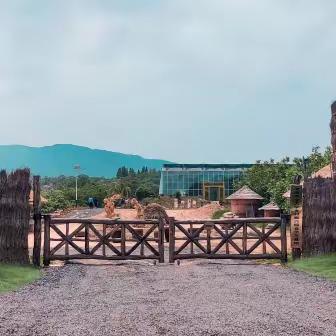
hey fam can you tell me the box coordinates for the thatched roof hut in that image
[311,164,332,179]
[284,164,332,200]
[227,186,264,200]
[226,186,263,217]
[259,202,280,217]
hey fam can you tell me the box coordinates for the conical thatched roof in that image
[226,186,264,200]
[259,202,280,211]
[311,164,332,178]
[284,164,332,199]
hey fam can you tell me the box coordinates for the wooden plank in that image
[65,222,69,256]
[262,224,266,254]
[242,222,247,254]
[121,224,126,257]
[125,224,158,257]
[50,218,159,225]
[169,217,175,263]
[247,223,281,254]
[158,218,165,263]
[174,217,281,225]
[33,176,42,267]
[212,223,244,254]
[190,223,194,255]
[85,223,90,255]
[175,223,207,255]
[102,224,106,257]
[280,215,288,262]
[173,253,283,260]
[50,224,85,255]
[49,254,161,261]
[246,223,281,254]
[206,224,212,254]
[43,215,51,266]
[49,223,85,256]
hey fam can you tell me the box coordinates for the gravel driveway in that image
[0,260,335,336]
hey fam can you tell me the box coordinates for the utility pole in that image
[74,164,81,207]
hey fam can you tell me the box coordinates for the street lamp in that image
[74,164,81,207]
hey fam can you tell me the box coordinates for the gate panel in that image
[169,217,287,263]
[43,217,164,265]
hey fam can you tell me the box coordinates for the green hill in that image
[0,144,171,177]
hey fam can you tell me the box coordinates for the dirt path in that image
[0,261,335,336]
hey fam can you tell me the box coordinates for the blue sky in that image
[0,1,334,163]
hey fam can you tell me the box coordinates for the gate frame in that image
[169,216,287,263]
[43,216,165,266]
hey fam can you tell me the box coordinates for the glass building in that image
[159,164,253,202]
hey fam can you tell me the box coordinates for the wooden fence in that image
[302,178,336,255]
[43,217,165,265]
[169,217,287,263]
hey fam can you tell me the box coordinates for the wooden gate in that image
[169,217,287,263]
[43,216,165,265]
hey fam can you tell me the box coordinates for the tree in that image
[136,186,154,201]
[236,147,331,210]
[42,190,73,213]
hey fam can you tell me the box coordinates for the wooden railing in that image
[43,216,165,265]
[169,217,287,263]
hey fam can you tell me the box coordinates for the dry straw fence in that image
[0,169,31,264]
[302,177,336,256]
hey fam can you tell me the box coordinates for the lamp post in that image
[74,164,81,207]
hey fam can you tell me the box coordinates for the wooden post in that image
[190,223,194,255]
[102,224,106,257]
[121,224,126,257]
[33,176,42,267]
[85,223,90,255]
[242,222,247,255]
[330,101,336,180]
[65,222,69,257]
[43,215,51,266]
[158,218,165,263]
[169,217,175,263]
[280,215,288,263]
[206,224,212,255]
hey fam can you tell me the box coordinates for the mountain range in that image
[0,144,172,177]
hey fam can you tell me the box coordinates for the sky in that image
[0,0,335,163]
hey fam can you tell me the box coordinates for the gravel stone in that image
[0,260,335,336]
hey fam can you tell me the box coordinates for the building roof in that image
[259,202,280,211]
[284,164,332,199]
[163,163,253,170]
[311,164,332,178]
[226,186,264,200]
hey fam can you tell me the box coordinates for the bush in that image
[135,186,154,201]
[42,190,73,213]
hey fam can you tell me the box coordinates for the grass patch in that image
[0,264,41,293]
[212,209,229,219]
[289,253,336,281]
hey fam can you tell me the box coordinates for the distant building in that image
[259,202,280,217]
[226,185,263,217]
[159,164,253,202]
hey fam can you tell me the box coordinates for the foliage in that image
[212,209,228,219]
[42,189,73,213]
[289,253,336,281]
[0,264,41,293]
[235,147,331,210]
[41,167,161,211]
[135,186,154,201]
